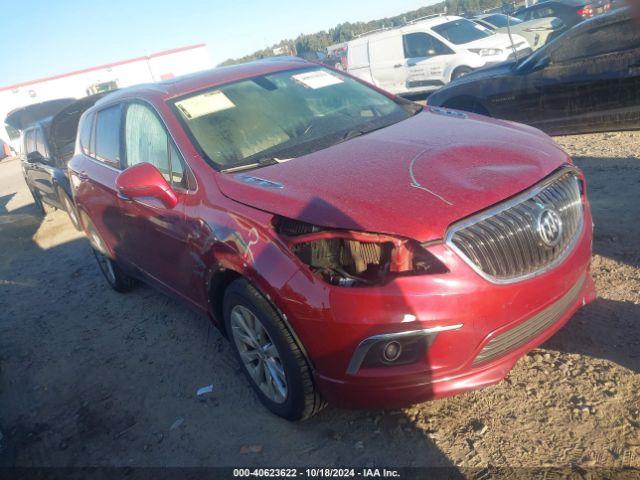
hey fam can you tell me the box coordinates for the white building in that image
[1,44,212,148]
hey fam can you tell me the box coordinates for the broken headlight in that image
[276,218,448,287]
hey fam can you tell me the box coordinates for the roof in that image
[0,44,207,93]
[93,56,313,105]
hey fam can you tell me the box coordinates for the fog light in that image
[382,341,402,362]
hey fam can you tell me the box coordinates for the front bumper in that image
[278,194,595,409]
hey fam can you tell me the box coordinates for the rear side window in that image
[403,32,452,58]
[124,102,188,189]
[79,113,94,156]
[94,106,122,166]
[24,129,36,154]
[35,129,48,157]
[532,6,556,19]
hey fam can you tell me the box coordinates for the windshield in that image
[432,19,495,45]
[172,67,417,171]
[482,14,524,28]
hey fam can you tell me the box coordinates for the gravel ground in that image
[0,131,638,471]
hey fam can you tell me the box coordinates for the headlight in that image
[276,217,448,287]
[469,48,503,56]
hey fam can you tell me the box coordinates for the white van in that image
[344,15,531,96]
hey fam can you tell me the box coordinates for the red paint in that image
[70,58,595,409]
[116,162,178,209]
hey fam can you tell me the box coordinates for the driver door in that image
[117,101,198,302]
[402,32,454,91]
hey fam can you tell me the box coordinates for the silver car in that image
[474,13,566,51]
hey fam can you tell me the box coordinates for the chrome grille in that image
[473,275,585,366]
[447,168,584,283]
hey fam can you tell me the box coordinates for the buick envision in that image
[69,58,595,420]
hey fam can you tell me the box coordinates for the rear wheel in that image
[224,279,325,420]
[58,187,81,231]
[92,249,136,293]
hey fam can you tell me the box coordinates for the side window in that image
[124,102,188,189]
[514,9,530,21]
[94,105,122,166]
[24,129,36,154]
[79,113,94,156]
[35,128,48,158]
[403,32,452,58]
[552,21,639,63]
[533,6,555,19]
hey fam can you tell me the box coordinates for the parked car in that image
[0,139,11,160]
[345,15,531,96]
[474,13,566,50]
[514,0,611,28]
[428,8,639,136]
[6,96,105,228]
[69,57,595,420]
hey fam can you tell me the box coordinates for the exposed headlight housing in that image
[276,217,448,287]
[469,48,503,56]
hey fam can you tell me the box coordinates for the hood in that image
[5,98,76,131]
[49,93,111,163]
[463,33,527,50]
[215,110,571,242]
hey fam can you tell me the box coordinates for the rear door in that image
[402,31,455,91]
[368,33,407,93]
[72,105,127,260]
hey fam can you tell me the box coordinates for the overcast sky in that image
[2,0,436,86]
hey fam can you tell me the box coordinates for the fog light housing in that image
[382,341,402,363]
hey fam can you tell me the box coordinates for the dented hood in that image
[215,110,571,242]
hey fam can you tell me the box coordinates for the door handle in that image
[407,63,417,67]
[77,171,89,182]
[393,64,403,68]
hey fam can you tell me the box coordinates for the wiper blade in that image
[221,157,293,173]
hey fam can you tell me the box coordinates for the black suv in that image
[6,96,105,228]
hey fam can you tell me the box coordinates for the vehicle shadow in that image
[541,155,640,374]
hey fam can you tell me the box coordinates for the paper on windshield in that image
[292,70,344,89]
[175,91,235,119]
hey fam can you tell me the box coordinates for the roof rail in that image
[355,26,396,38]
[406,13,446,24]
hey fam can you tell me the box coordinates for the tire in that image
[57,187,81,231]
[92,248,136,293]
[223,279,325,421]
[451,66,473,81]
[29,188,45,216]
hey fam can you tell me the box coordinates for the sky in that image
[2,0,435,87]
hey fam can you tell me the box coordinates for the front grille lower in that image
[448,168,584,283]
[472,275,585,366]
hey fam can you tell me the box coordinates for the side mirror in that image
[116,162,178,209]
[26,151,44,163]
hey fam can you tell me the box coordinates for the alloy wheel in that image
[230,305,288,404]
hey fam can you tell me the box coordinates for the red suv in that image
[69,58,595,420]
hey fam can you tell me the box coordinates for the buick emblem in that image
[537,207,563,248]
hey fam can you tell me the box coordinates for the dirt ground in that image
[0,131,639,470]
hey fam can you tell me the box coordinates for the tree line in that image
[218,0,511,66]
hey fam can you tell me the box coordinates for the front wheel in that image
[92,249,136,293]
[451,66,472,81]
[29,188,45,216]
[223,279,325,421]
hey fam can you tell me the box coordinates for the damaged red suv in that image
[69,58,595,420]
